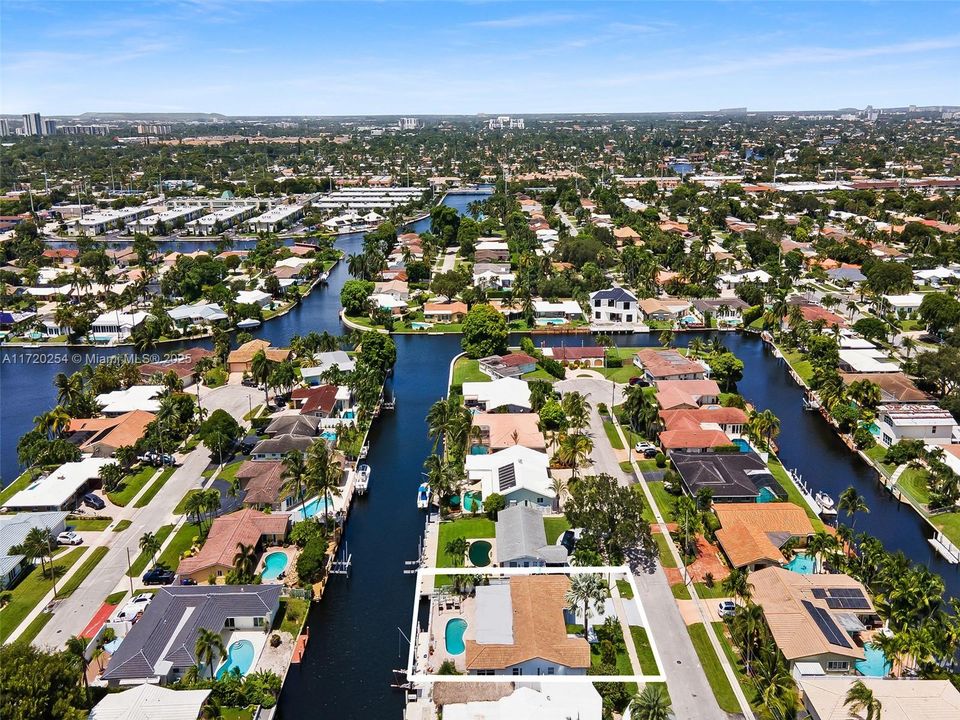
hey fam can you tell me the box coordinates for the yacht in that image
[355,464,370,495]
[417,482,430,509]
[814,491,835,512]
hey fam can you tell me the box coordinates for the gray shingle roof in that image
[591,287,637,303]
[495,504,568,565]
[671,451,786,501]
[103,585,281,681]
[0,511,69,555]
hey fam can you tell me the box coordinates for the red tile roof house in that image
[177,509,288,584]
[633,348,708,382]
[655,379,722,410]
[423,301,468,323]
[139,347,214,387]
[659,427,732,454]
[544,346,607,368]
[42,248,79,265]
[235,460,297,511]
[291,384,341,418]
[478,353,538,379]
[661,406,748,437]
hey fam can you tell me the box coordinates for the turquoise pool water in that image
[785,552,815,574]
[343,410,355,419]
[464,492,482,512]
[536,318,566,325]
[445,618,467,655]
[732,438,750,453]
[261,551,288,580]
[756,486,778,503]
[293,496,332,522]
[320,430,337,443]
[216,639,255,679]
[856,643,891,677]
[411,321,433,330]
[868,422,881,437]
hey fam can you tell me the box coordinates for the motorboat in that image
[355,464,370,495]
[417,482,430,509]
[814,491,835,512]
[236,318,261,329]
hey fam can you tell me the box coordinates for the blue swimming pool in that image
[785,552,815,574]
[445,618,467,655]
[216,639,255,679]
[856,643,891,677]
[320,430,337,443]
[756,486,778,503]
[343,410,355,419]
[292,496,332,522]
[411,321,433,330]
[732,438,750,453]
[536,318,566,326]
[261,551,288,580]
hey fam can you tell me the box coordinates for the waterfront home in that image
[541,346,606,367]
[91,310,152,342]
[714,503,814,571]
[177,508,289,583]
[495,503,568,567]
[659,427,732,453]
[671,451,786,503]
[139,347,214,387]
[168,302,229,329]
[637,298,680,323]
[798,676,960,720]
[838,348,901,374]
[472,263,515,290]
[840,372,931,404]
[788,302,847,328]
[236,460,292,511]
[369,293,409,315]
[264,414,318,437]
[589,287,638,325]
[749,567,878,674]
[301,350,356,386]
[691,298,749,326]
[532,300,584,323]
[655,379,722,410]
[462,378,532,413]
[875,404,959,447]
[67,409,156,457]
[441,684,601,720]
[661,406,747,437]
[95,385,163,415]
[372,279,410,301]
[291,384,348,418]
[102,585,281,685]
[464,576,590,675]
[0,511,68,588]
[227,339,290,374]
[251,434,314,461]
[478,353,537,379]
[235,289,273,308]
[474,240,510,262]
[634,348,708,382]
[471,413,546,453]
[3,457,114,512]
[424,301,468,323]
[89,684,211,720]
[465,445,553,507]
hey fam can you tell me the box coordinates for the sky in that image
[1,0,959,116]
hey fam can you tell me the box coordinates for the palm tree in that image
[232,542,258,581]
[426,396,454,453]
[630,684,672,720]
[139,531,162,566]
[722,567,751,605]
[250,349,273,404]
[445,537,469,568]
[806,530,838,574]
[556,432,593,479]
[64,635,90,702]
[565,573,607,638]
[561,391,591,434]
[844,679,882,720]
[194,627,226,679]
[281,450,309,515]
[306,439,342,525]
[550,476,568,511]
[184,490,207,528]
[838,486,870,532]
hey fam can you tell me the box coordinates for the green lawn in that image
[671,582,691,600]
[67,517,112,531]
[603,420,624,450]
[451,357,489,387]
[695,582,730,599]
[931,512,960,546]
[107,466,159,507]
[11,612,53,646]
[654,533,676,568]
[687,623,742,714]
[59,546,109,597]
[105,590,127,605]
[616,579,634,600]
[543,516,571,544]
[436,517,496,586]
[221,707,255,720]
[276,597,310,636]
[647,481,677,523]
[629,626,660,675]
[864,444,897,476]
[127,524,173,576]
[156,523,203,570]
[113,519,132,533]
[896,466,931,506]
[712,622,760,709]
[216,459,244,486]
[0,469,39,505]
[521,367,558,382]
[174,489,202,515]
[0,547,85,643]
[780,347,814,384]
[766,457,825,531]
[133,466,176,509]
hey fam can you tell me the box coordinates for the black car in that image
[180,577,198,586]
[81,493,106,510]
[142,567,176,586]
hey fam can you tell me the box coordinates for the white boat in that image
[814,491,835,512]
[355,464,370,495]
[417,482,430,509]
[236,318,261,329]
[802,396,820,411]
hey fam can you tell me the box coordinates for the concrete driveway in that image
[197,383,264,419]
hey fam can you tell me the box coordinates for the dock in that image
[929,532,960,564]
[291,633,309,663]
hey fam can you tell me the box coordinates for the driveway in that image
[197,384,264,419]
[556,377,627,485]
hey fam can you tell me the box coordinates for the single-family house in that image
[235,289,273,308]
[655,379,721,410]
[264,415,318,437]
[532,300,584,323]
[671,451,786,503]
[291,384,349,418]
[798,676,960,720]
[474,240,510,262]
[139,347,214,387]
[634,348,708,382]
[542,346,606,367]
[423,301,468,323]
[875,404,958,447]
[470,413,546,452]
[67,410,156,457]
[3,457,114,512]
[91,311,151,341]
[300,350,355,386]
[465,445,553,507]
[177,509,289,582]
[478,353,537,379]
[88,684,211,720]
[691,298,749,327]
[714,504,814,571]
[95,385,163,415]
[0,511,69,588]
[227,339,290,374]
[495,503,568,567]
[462,378,532,413]
[250,434,314,461]
[883,293,925,316]
[839,373,931,404]
[589,287,638,325]
[168,302,229,328]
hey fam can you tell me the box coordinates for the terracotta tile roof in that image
[68,410,156,451]
[840,372,931,403]
[498,352,537,367]
[635,348,705,379]
[139,347,213,380]
[236,461,286,505]
[227,339,290,365]
[548,346,605,361]
[659,427,731,450]
[292,385,338,415]
[424,301,468,314]
[177,509,288,576]
[661,406,748,430]
[472,413,546,451]
[465,576,590,671]
[714,503,813,568]
[798,306,847,327]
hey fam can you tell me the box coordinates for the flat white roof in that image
[5,457,113,509]
[839,349,900,373]
[473,583,514,645]
[96,385,163,414]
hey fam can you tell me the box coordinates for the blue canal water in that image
[2,191,958,717]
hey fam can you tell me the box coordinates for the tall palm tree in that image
[565,573,607,638]
[65,635,91,701]
[561,391,591,434]
[630,684,672,720]
[250,349,273,404]
[194,627,226,680]
[139,532,162,566]
[806,530,838,574]
[722,567,751,605]
[232,542,258,581]
[844,679,882,720]
[281,450,309,515]
[838,486,870,532]
[445,537,469,568]
[556,432,593,479]
[549,476,568,512]
[426,396,453,453]
[184,490,207,528]
[306,439,342,525]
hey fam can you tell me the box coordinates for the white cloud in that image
[467,12,584,29]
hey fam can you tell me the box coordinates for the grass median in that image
[59,546,109,597]
[686,623,741,714]
[133,467,176,509]
[0,547,85,643]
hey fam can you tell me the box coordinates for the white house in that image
[96,385,163,415]
[89,685,211,720]
[532,300,584,322]
[589,287,638,325]
[4,458,113,512]
[442,684,601,720]
[876,404,959,447]
[235,289,273,308]
[91,311,151,341]
[883,293,925,315]
[465,445,552,506]
[462,378,532,412]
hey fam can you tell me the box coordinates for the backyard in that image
[435,516,495,586]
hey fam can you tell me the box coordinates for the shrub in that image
[853,426,876,450]
[270,634,281,648]
[705,572,715,588]
[605,351,623,368]
[437,660,461,675]
[296,537,328,584]
[655,452,667,468]
[483,492,506,520]
[539,357,566,379]
[741,304,764,327]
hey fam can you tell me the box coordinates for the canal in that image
[1,192,957,718]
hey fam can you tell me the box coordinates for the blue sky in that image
[1,1,958,115]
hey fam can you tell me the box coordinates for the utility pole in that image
[127,547,134,595]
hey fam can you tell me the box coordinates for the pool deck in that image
[216,629,268,678]
[427,593,474,673]
[258,545,298,584]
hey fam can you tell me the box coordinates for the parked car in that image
[139,451,175,467]
[718,600,737,617]
[634,441,658,458]
[241,377,257,387]
[628,376,649,386]
[142,567,176,586]
[57,531,83,546]
[180,577,197,586]
[81,493,106,510]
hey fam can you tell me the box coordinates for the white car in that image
[634,441,658,457]
[57,531,83,546]
[718,600,737,617]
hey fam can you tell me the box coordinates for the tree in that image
[630,684,672,720]
[565,573,607,637]
[232,542,258,582]
[139,531,162,566]
[844,679,882,720]
[853,316,889,343]
[281,450,309,516]
[357,331,396,374]
[340,279,374,316]
[565,474,653,563]
[197,409,242,465]
[555,432,594,478]
[723,567,751,604]
[250,349,274,404]
[195,627,226,679]
[445,537,469,568]
[460,303,508,358]
[838,486,869,532]
[483,492,506,520]
[708,352,744,392]
[0,643,88,720]
[918,292,960,336]
[63,635,90,705]
[865,260,913,295]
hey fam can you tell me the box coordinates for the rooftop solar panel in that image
[802,600,851,648]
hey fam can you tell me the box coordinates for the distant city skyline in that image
[1,1,958,115]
